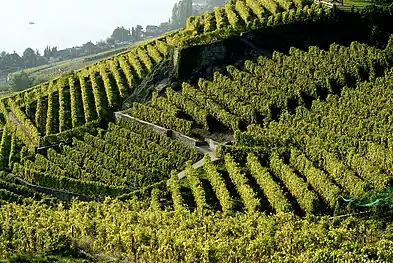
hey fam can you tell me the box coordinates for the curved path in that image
[176,145,220,181]
[9,112,36,143]
[114,112,223,182]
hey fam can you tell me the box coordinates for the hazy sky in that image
[0,0,179,55]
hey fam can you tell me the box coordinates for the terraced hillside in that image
[11,119,201,199]
[115,38,393,216]
[0,172,54,205]
[126,39,393,135]
[188,0,311,35]
[172,0,318,45]
[2,0,393,261]
[0,40,170,147]
[234,66,393,196]
[0,3,334,149]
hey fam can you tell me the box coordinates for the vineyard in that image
[1,0,393,261]
[0,40,171,149]
[127,38,393,135]
[8,119,201,199]
[170,0,325,46]
[119,38,393,218]
[0,2,336,151]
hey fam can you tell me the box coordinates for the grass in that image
[9,44,137,87]
[0,83,12,98]
[338,0,390,8]
[343,0,373,7]
[0,91,13,98]
[13,46,130,85]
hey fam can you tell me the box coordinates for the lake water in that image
[0,0,178,55]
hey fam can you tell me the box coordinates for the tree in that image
[170,0,193,29]
[131,25,144,42]
[23,48,36,59]
[8,71,34,91]
[0,53,24,73]
[171,3,180,28]
[106,37,115,46]
[83,41,97,55]
[96,40,108,48]
[36,56,48,67]
[23,48,38,68]
[159,22,171,33]
[208,0,226,7]
[184,0,193,21]
[111,26,132,43]
[44,46,50,58]
[44,46,58,59]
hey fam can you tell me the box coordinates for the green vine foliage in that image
[0,201,393,261]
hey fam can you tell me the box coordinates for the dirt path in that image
[177,145,220,180]
[115,112,224,182]
[9,112,36,143]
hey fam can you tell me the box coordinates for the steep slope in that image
[2,1,393,261]
[11,119,201,199]
[126,38,393,136]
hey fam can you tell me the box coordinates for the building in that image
[145,25,161,37]
[55,49,73,61]
[193,0,209,8]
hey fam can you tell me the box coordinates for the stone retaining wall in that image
[15,177,98,202]
[115,112,209,148]
[115,112,170,137]
[171,130,207,147]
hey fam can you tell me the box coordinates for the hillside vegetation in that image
[1,0,393,261]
